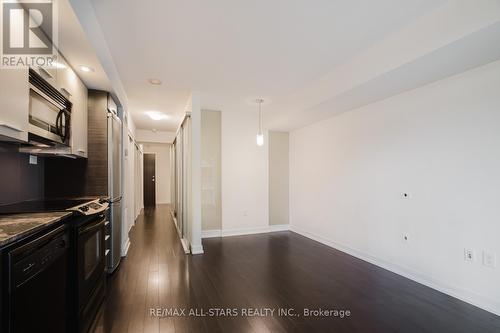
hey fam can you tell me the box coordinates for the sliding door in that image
[182,117,191,240]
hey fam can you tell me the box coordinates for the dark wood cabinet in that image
[85,90,110,196]
[44,90,118,198]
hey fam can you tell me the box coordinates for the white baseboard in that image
[201,229,222,238]
[170,210,181,236]
[289,224,500,317]
[191,244,204,255]
[268,224,290,232]
[169,210,191,254]
[180,238,190,254]
[202,224,290,238]
[121,238,130,257]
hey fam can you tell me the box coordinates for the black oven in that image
[78,215,105,308]
[72,211,107,333]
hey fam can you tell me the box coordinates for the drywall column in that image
[269,131,289,226]
[188,92,203,254]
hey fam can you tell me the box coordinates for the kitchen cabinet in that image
[0,69,29,142]
[70,70,88,158]
[56,56,75,98]
[32,64,57,88]
[0,54,88,158]
[56,54,89,158]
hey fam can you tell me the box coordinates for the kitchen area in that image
[0,1,141,332]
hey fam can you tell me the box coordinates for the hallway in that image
[91,205,500,333]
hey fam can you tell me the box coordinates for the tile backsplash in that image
[0,143,45,205]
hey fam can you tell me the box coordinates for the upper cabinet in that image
[0,69,29,142]
[69,68,89,158]
[0,51,89,158]
[32,64,57,88]
[56,54,88,158]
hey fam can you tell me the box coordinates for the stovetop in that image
[0,198,108,215]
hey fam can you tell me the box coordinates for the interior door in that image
[143,154,156,207]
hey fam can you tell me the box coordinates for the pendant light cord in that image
[258,99,263,134]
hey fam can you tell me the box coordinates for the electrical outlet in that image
[243,210,248,217]
[483,251,497,268]
[464,248,475,262]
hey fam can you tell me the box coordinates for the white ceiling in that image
[85,0,447,131]
[67,0,500,132]
[57,0,112,92]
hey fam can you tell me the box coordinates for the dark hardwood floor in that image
[91,205,500,333]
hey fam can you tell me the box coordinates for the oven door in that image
[28,87,70,145]
[77,216,105,310]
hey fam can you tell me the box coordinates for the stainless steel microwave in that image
[28,69,72,146]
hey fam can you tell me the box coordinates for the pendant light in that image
[256,99,264,146]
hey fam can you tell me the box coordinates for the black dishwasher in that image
[7,224,69,333]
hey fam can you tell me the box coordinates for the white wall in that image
[136,129,176,144]
[135,144,143,218]
[141,143,171,204]
[221,109,269,232]
[121,110,136,256]
[122,134,134,256]
[290,60,500,315]
[186,92,203,254]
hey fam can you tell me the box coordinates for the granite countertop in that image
[0,212,72,247]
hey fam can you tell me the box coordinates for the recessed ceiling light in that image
[79,65,95,72]
[146,111,169,121]
[53,61,66,69]
[148,78,162,85]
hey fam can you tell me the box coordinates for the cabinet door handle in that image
[38,67,53,79]
[0,123,24,132]
[61,87,71,97]
[22,262,36,273]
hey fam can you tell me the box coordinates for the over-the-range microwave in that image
[28,68,72,146]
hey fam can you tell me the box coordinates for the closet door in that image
[175,130,183,237]
[170,144,176,216]
[182,118,192,240]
